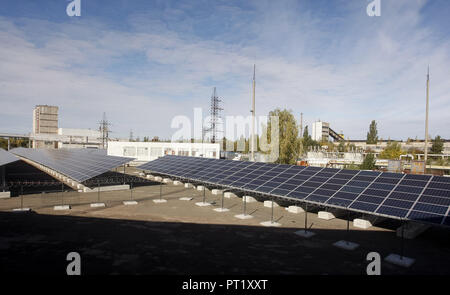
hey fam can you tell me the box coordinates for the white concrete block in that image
[353,218,372,229]
[318,211,335,220]
[243,196,257,203]
[54,205,71,210]
[90,203,106,208]
[264,200,279,208]
[163,178,171,183]
[154,176,162,182]
[211,189,223,195]
[224,192,237,198]
[287,205,304,213]
[0,191,11,199]
[184,183,193,188]
[260,221,281,227]
[179,197,193,201]
[333,240,359,250]
[12,208,31,212]
[153,199,167,203]
[294,230,315,238]
[173,180,182,186]
[235,214,253,219]
[385,254,415,268]
[195,202,211,207]
[197,186,205,191]
[123,201,138,205]
[213,208,230,212]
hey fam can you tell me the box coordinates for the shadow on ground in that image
[0,211,449,275]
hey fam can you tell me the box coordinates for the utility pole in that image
[424,66,430,173]
[250,64,256,161]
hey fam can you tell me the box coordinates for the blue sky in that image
[0,0,449,140]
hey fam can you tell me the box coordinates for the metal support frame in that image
[243,193,247,216]
[20,185,23,209]
[1,166,5,192]
[159,181,162,201]
[400,219,405,259]
[97,180,100,203]
[271,196,274,224]
[203,186,206,204]
[130,181,133,200]
[61,182,64,206]
[304,202,308,231]
[221,190,225,210]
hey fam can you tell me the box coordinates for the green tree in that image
[337,141,346,152]
[430,135,444,154]
[366,120,378,144]
[267,108,300,164]
[360,153,376,170]
[301,126,320,153]
[379,142,403,159]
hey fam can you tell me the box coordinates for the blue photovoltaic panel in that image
[137,156,450,227]
[0,148,19,166]
[10,147,133,182]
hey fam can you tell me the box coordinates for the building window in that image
[150,147,162,157]
[137,147,148,157]
[123,146,136,157]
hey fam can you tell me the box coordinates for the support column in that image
[333,210,359,250]
[261,196,281,227]
[153,181,167,203]
[90,180,105,207]
[213,189,229,212]
[195,184,210,206]
[235,193,253,219]
[385,219,415,267]
[294,202,314,238]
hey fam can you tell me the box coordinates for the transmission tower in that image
[206,87,223,143]
[98,112,111,149]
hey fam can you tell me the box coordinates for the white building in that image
[107,141,221,165]
[30,128,103,149]
[311,121,330,142]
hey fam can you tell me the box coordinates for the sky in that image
[0,0,449,141]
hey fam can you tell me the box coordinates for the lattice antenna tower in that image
[98,112,111,149]
[208,87,223,143]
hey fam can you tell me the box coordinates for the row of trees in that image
[0,138,29,150]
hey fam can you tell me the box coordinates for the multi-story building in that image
[32,105,59,148]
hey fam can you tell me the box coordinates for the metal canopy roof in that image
[0,148,20,167]
[139,155,450,227]
[10,147,133,182]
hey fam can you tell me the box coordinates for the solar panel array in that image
[10,147,133,182]
[138,155,450,227]
[0,148,19,167]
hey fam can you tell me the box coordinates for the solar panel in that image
[10,147,133,182]
[0,148,19,166]
[138,156,450,227]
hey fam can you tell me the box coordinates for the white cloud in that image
[0,0,449,140]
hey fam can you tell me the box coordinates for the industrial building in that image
[29,105,104,149]
[107,141,221,164]
[311,120,344,142]
[32,105,59,148]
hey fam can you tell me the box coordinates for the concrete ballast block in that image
[243,196,257,203]
[224,192,237,198]
[264,200,279,208]
[318,211,335,220]
[287,206,304,213]
[353,218,372,229]
[0,191,11,199]
[211,189,223,195]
